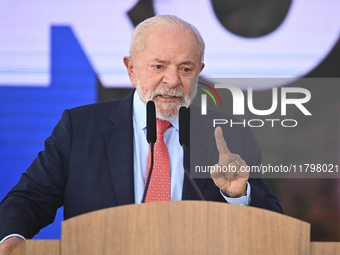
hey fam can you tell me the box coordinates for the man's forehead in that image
[141,29,200,58]
[142,50,200,65]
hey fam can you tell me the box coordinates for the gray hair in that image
[130,15,205,62]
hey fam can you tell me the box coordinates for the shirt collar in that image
[133,91,179,131]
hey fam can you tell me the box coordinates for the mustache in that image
[150,87,186,100]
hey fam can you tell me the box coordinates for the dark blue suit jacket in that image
[0,91,282,240]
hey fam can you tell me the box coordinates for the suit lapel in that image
[104,91,135,205]
[103,94,216,203]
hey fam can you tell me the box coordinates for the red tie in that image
[145,119,171,203]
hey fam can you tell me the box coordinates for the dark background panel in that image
[97,1,340,241]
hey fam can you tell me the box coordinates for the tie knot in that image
[156,119,171,135]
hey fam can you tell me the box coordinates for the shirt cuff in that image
[220,182,251,205]
[0,234,26,243]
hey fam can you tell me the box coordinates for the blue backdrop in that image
[0,26,97,238]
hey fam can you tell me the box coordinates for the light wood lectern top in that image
[10,201,340,255]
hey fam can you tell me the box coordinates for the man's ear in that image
[199,63,205,73]
[123,56,137,86]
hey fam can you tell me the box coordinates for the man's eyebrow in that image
[149,59,196,66]
[180,61,196,66]
[149,58,168,63]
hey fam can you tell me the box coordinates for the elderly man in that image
[0,15,282,254]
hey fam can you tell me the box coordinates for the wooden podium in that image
[10,201,340,255]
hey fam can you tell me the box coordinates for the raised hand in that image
[211,126,249,198]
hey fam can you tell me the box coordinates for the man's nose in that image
[162,67,180,88]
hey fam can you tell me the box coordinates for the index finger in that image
[214,126,230,155]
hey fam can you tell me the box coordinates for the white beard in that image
[135,75,197,121]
